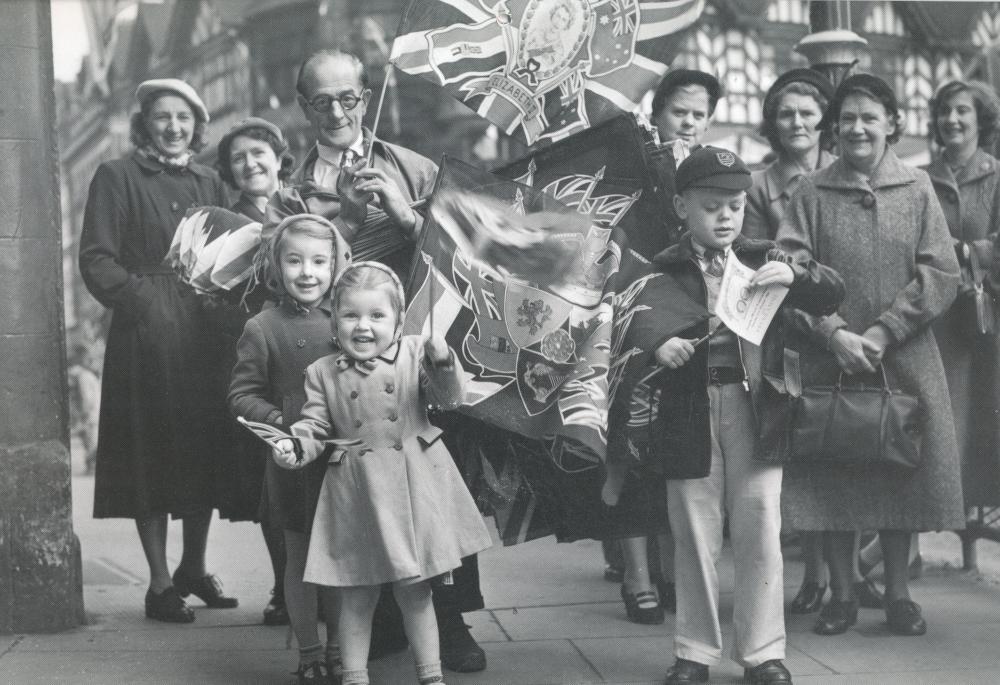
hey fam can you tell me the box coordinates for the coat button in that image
[170,201,180,212]
[385,383,394,393]
[388,413,398,422]
[394,442,403,450]
[296,339,306,348]
[350,391,359,399]
[354,419,363,428]
[861,193,875,208]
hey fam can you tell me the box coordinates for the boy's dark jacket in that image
[622,232,844,479]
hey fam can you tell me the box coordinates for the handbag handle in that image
[835,363,892,395]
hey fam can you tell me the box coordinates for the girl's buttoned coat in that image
[227,298,336,532]
[926,148,1000,506]
[294,337,493,587]
[79,153,228,519]
[776,149,966,531]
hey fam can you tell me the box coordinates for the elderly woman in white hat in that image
[79,78,235,623]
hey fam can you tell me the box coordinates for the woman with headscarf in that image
[79,79,235,623]
[777,74,964,637]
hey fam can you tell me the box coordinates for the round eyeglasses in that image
[306,92,366,113]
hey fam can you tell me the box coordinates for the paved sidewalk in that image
[2,475,1000,684]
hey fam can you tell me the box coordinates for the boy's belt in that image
[708,366,743,386]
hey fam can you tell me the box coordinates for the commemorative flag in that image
[390,0,705,146]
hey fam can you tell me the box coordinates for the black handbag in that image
[959,242,997,336]
[789,365,923,470]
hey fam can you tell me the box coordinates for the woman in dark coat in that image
[79,79,235,623]
[925,80,1000,509]
[777,74,964,637]
[210,117,295,625]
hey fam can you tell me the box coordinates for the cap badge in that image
[716,151,736,167]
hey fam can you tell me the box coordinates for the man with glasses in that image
[266,49,489,675]
[267,49,438,278]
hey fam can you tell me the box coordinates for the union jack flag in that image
[390,0,705,146]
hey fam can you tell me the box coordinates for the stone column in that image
[0,0,84,632]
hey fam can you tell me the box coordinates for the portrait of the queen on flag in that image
[391,0,705,145]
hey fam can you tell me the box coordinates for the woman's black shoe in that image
[814,599,858,635]
[885,598,927,635]
[651,574,677,614]
[145,586,194,623]
[789,581,826,614]
[263,589,289,625]
[621,585,665,624]
[171,570,239,609]
[854,578,885,610]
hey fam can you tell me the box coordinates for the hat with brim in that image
[218,117,287,155]
[653,69,723,115]
[817,72,898,131]
[675,146,752,193]
[135,78,209,123]
[764,68,835,113]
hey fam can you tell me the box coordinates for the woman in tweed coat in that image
[776,74,963,637]
[925,80,1000,509]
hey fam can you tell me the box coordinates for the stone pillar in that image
[0,0,84,632]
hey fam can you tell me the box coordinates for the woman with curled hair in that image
[777,73,963,637]
[210,118,297,626]
[79,79,233,623]
[926,79,1000,514]
[744,68,836,240]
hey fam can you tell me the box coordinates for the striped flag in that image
[391,0,704,145]
[166,207,263,294]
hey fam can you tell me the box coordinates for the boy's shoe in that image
[171,569,238,608]
[885,599,927,636]
[439,610,486,672]
[145,586,194,623]
[664,658,708,684]
[814,599,858,636]
[263,589,289,625]
[745,659,793,684]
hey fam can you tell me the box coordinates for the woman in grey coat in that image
[926,80,1000,509]
[777,74,963,637]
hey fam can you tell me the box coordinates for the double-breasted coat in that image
[293,337,493,587]
[79,153,228,518]
[926,148,1000,507]
[776,149,965,531]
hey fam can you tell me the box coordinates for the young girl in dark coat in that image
[228,214,350,683]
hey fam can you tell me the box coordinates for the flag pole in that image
[422,252,435,337]
[367,62,393,165]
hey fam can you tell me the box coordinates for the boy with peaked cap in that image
[623,147,844,684]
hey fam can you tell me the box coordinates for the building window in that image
[766,0,808,25]
[864,2,907,36]
[674,23,763,126]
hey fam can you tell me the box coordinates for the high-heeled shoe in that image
[171,569,238,608]
[814,599,858,635]
[788,581,827,614]
[621,585,665,624]
[651,574,676,614]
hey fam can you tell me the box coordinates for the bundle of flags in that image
[164,207,262,295]
[391,0,704,146]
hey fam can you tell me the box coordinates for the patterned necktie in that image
[703,248,726,277]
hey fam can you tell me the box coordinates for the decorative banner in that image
[391,0,704,146]
[165,206,262,294]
